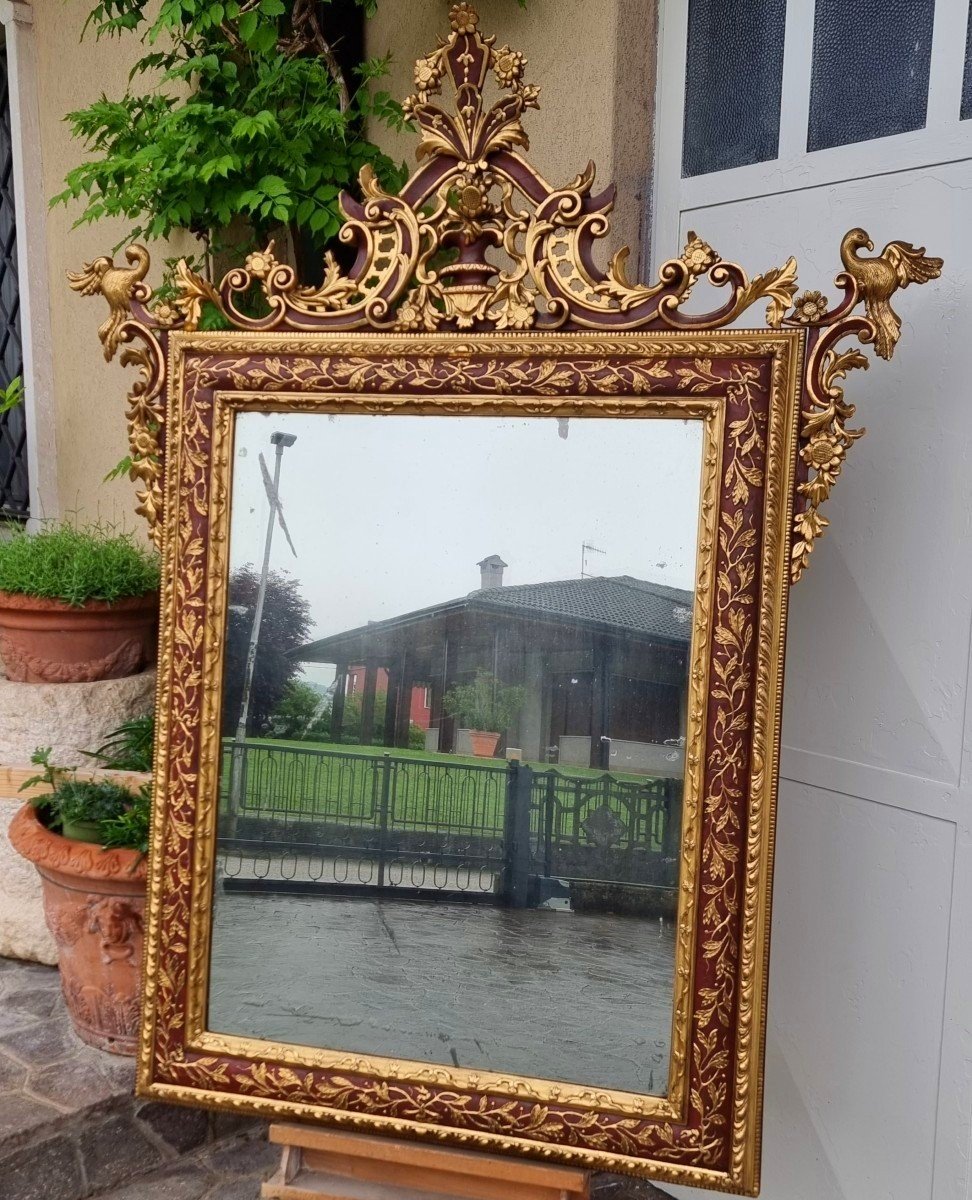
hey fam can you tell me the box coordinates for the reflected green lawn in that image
[219,736,668,833]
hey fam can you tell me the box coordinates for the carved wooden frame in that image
[71,6,940,1192]
[140,330,796,1195]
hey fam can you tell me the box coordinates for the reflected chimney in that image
[477,554,507,589]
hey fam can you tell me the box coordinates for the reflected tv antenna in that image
[581,541,606,578]
[259,449,298,558]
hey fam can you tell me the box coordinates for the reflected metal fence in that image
[217,741,681,903]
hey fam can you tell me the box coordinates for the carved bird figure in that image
[840,228,942,360]
[67,244,151,362]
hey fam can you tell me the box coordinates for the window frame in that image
[651,0,972,269]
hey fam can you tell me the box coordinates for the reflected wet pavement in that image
[209,893,675,1096]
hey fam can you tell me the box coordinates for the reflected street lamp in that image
[228,431,297,827]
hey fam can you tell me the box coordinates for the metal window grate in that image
[0,47,27,519]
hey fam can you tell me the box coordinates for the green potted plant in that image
[0,523,160,683]
[443,669,525,758]
[8,746,152,1055]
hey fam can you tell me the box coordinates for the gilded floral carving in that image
[134,332,797,1191]
[68,0,939,1189]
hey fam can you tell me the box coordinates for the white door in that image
[653,4,972,1199]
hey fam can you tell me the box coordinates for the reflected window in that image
[807,0,934,151]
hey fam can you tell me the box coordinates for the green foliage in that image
[21,747,150,851]
[99,784,151,853]
[83,714,155,772]
[0,376,24,416]
[223,566,312,734]
[270,679,324,739]
[443,669,525,732]
[103,456,134,483]
[327,688,425,748]
[337,688,384,745]
[0,522,160,606]
[54,0,409,254]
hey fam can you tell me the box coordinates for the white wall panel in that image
[658,39,972,1198]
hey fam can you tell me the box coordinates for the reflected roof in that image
[299,575,694,662]
[474,576,694,641]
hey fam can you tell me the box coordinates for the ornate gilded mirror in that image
[74,6,939,1193]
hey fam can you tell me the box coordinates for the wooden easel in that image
[262,1124,591,1200]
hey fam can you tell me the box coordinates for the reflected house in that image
[299,557,693,773]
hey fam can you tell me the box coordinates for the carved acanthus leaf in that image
[738,257,799,329]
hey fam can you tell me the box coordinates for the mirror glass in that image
[208,410,704,1098]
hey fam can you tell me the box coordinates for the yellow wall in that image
[32,3,181,528]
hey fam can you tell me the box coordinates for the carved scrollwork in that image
[784,231,942,582]
[69,3,941,557]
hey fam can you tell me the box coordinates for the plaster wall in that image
[25,2,184,526]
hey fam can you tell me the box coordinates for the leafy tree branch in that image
[57,1,529,270]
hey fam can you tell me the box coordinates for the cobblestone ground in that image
[0,955,273,1200]
[87,1132,280,1200]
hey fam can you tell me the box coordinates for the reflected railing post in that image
[377,753,392,889]
[662,777,682,860]
[543,772,556,879]
[226,740,243,840]
[502,761,533,908]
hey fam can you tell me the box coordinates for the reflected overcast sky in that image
[227,412,704,688]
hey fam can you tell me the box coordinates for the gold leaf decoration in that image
[738,258,799,329]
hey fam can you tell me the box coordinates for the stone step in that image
[0,956,272,1200]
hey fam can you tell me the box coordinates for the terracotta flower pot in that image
[8,804,146,1055]
[0,589,158,683]
[468,729,501,757]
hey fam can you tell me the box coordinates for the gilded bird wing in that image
[881,241,943,289]
[66,257,111,297]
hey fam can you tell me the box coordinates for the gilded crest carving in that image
[71,3,940,579]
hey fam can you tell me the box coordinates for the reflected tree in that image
[224,566,311,735]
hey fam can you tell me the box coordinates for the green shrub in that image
[269,680,324,739]
[99,786,151,854]
[443,670,525,732]
[22,747,150,852]
[83,714,154,773]
[0,523,160,606]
